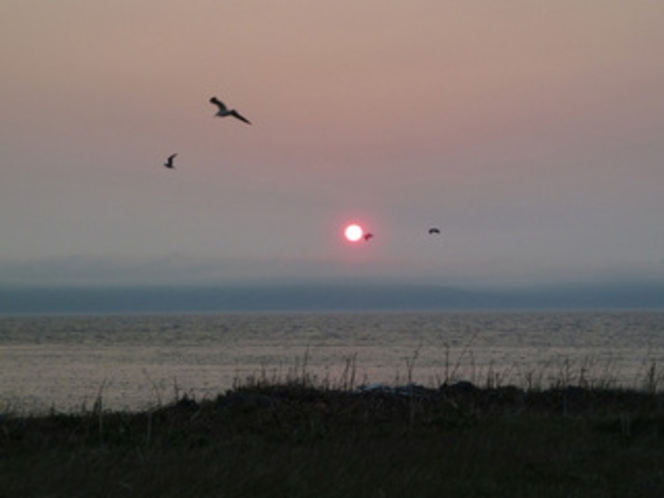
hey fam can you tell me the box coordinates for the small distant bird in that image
[164,153,177,169]
[428,228,441,234]
[364,233,374,241]
[209,97,251,124]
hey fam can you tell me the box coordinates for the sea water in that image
[0,311,662,413]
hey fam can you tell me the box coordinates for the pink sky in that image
[2,1,663,288]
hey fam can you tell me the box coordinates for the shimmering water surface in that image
[1,312,662,412]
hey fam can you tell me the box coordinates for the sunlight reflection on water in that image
[1,312,662,412]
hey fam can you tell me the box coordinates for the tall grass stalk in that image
[142,369,163,408]
[92,380,107,446]
[338,353,358,391]
[440,330,479,385]
[404,345,421,385]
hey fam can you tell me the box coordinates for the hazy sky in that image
[2,1,663,289]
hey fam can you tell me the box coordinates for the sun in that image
[344,223,364,242]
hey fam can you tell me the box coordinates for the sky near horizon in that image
[2,1,663,289]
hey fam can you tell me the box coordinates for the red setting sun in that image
[344,224,364,242]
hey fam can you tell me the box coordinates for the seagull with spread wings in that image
[209,97,251,124]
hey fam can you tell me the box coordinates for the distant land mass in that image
[1,281,663,314]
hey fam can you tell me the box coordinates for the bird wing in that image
[230,110,251,124]
[168,153,177,161]
[210,97,227,111]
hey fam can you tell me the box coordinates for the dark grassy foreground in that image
[2,382,664,498]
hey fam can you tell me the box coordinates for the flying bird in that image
[164,153,177,169]
[428,228,441,234]
[209,97,251,124]
[364,233,374,241]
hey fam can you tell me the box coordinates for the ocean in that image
[1,311,662,413]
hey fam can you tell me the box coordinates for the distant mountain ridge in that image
[1,281,663,314]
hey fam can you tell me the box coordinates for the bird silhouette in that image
[428,228,441,234]
[209,97,251,124]
[364,233,374,241]
[164,153,177,169]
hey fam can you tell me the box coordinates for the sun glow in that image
[344,223,363,242]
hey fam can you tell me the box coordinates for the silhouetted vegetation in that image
[2,369,664,497]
